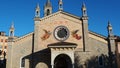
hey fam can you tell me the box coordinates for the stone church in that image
[6,0,117,68]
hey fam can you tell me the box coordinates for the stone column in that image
[25,59,29,68]
[72,64,74,68]
[51,51,54,68]
[6,44,13,68]
[51,64,54,68]
[71,51,74,68]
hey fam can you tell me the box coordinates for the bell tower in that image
[44,0,52,16]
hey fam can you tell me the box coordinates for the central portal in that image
[48,42,77,68]
[54,54,72,68]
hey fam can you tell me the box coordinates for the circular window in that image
[54,26,69,41]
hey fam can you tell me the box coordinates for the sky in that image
[0,0,120,37]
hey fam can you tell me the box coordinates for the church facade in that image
[6,0,117,68]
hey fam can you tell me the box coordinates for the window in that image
[10,31,13,36]
[20,58,25,68]
[47,9,50,16]
[98,56,104,67]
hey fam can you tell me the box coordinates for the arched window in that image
[36,10,39,17]
[98,56,104,67]
[20,57,25,68]
[47,9,50,16]
[10,31,13,36]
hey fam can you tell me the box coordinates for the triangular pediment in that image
[40,11,81,21]
[35,11,83,49]
[34,10,107,50]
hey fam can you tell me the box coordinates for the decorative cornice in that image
[48,45,77,48]
[14,32,34,42]
[60,11,80,19]
[81,16,88,20]
[34,17,41,21]
[89,31,107,44]
[89,31,107,39]
[40,11,81,21]
[48,42,77,48]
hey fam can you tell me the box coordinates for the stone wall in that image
[74,37,109,68]
[7,33,33,68]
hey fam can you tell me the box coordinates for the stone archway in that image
[48,42,77,68]
[54,54,72,68]
[35,62,48,68]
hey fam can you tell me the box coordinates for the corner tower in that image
[44,0,52,16]
[81,3,89,52]
[7,22,15,68]
[107,21,115,54]
[107,21,116,67]
[34,4,41,52]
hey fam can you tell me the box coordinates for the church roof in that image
[89,31,107,43]
[89,31,107,39]
[14,32,34,42]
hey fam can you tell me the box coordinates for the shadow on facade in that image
[75,54,82,68]
[75,53,117,68]
[118,54,120,68]
[85,54,116,68]
[22,48,51,68]
[85,54,109,68]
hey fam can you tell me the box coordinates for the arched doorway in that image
[54,54,72,68]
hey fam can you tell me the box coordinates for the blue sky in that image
[0,0,120,37]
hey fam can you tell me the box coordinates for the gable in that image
[40,11,80,21]
[36,11,83,50]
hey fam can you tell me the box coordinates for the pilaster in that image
[34,17,40,52]
[6,40,14,68]
[81,16,89,52]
